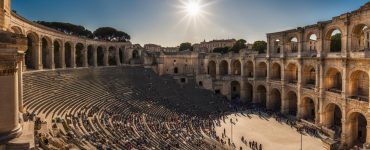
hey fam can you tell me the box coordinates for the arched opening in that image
[26,33,39,70]
[11,26,23,35]
[198,81,203,87]
[245,82,253,103]
[75,43,84,67]
[324,103,342,137]
[244,61,253,78]
[301,97,315,122]
[230,81,241,101]
[231,60,241,75]
[326,29,342,53]
[274,39,281,54]
[348,112,367,148]
[219,60,228,75]
[87,45,94,66]
[325,68,342,93]
[174,67,179,74]
[256,85,267,108]
[351,24,369,52]
[269,89,281,112]
[53,40,61,68]
[287,91,297,116]
[349,70,369,102]
[208,61,216,78]
[97,46,104,66]
[108,46,117,66]
[289,37,298,53]
[119,48,124,64]
[271,63,281,80]
[286,63,298,84]
[64,42,72,68]
[307,34,317,53]
[302,65,316,88]
[41,37,52,69]
[132,50,139,59]
[256,62,267,79]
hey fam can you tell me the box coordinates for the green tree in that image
[229,39,246,53]
[252,41,267,54]
[179,42,193,51]
[36,21,94,38]
[213,47,230,54]
[330,33,341,52]
[93,27,131,42]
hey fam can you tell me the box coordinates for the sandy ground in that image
[214,113,325,150]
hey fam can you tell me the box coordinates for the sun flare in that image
[186,1,201,16]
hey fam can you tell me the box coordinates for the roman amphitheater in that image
[1,0,370,149]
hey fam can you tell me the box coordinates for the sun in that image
[186,1,201,16]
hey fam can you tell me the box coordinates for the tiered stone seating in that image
[23,66,230,149]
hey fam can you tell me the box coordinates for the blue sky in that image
[12,0,369,46]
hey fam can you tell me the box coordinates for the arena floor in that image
[214,113,325,150]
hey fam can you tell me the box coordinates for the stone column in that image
[83,46,88,67]
[319,60,325,124]
[315,63,320,92]
[0,31,26,142]
[228,59,232,75]
[266,35,271,58]
[216,61,220,80]
[366,125,370,144]
[60,42,66,69]
[240,59,245,77]
[297,60,303,119]
[104,48,109,66]
[116,48,121,66]
[341,60,347,99]
[93,47,98,67]
[50,45,55,69]
[266,59,271,81]
[71,44,76,68]
[36,40,43,70]
[298,28,304,58]
[18,53,24,113]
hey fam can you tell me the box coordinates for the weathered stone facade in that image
[155,2,370,148]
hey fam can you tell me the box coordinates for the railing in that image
[347,95,369,102]
[327,88,342,94]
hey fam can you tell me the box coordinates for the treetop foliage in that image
[36,21,130,42]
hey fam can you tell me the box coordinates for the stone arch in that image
[230,81,241,100]
[41,36,52,69]
[269,88,281,112]
[288,37,298,53]
[323,103,342,133]
[97,46,104,66]
[348,70,369,102]
[64,42,73,68]
[256,85,267,108]
[132,49,139,59]
[53,39,62,68]
[351,24,369,51]
[219,60,228,75]
[75,43,84,67]
[306,33,318,53]
[174,67,179,74]
[256,62,267,78]
[25,32,39,69]
[87,45,94,66]
[244,61,254,77]
[271,63,281,80]
[119,47,124,64]
[325,27,342,53]
[231,60,241,75]
[108,46,117,66]
[11,26,23,35]
[346,112,367,147]
[302,65,316,88]
[286,91,298,116]
[301,97,316,122]
[245,82,253,102]
[325,67,342,93]
[208,60,216,78]
[286,63,298,84]
[272,39,281,54]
